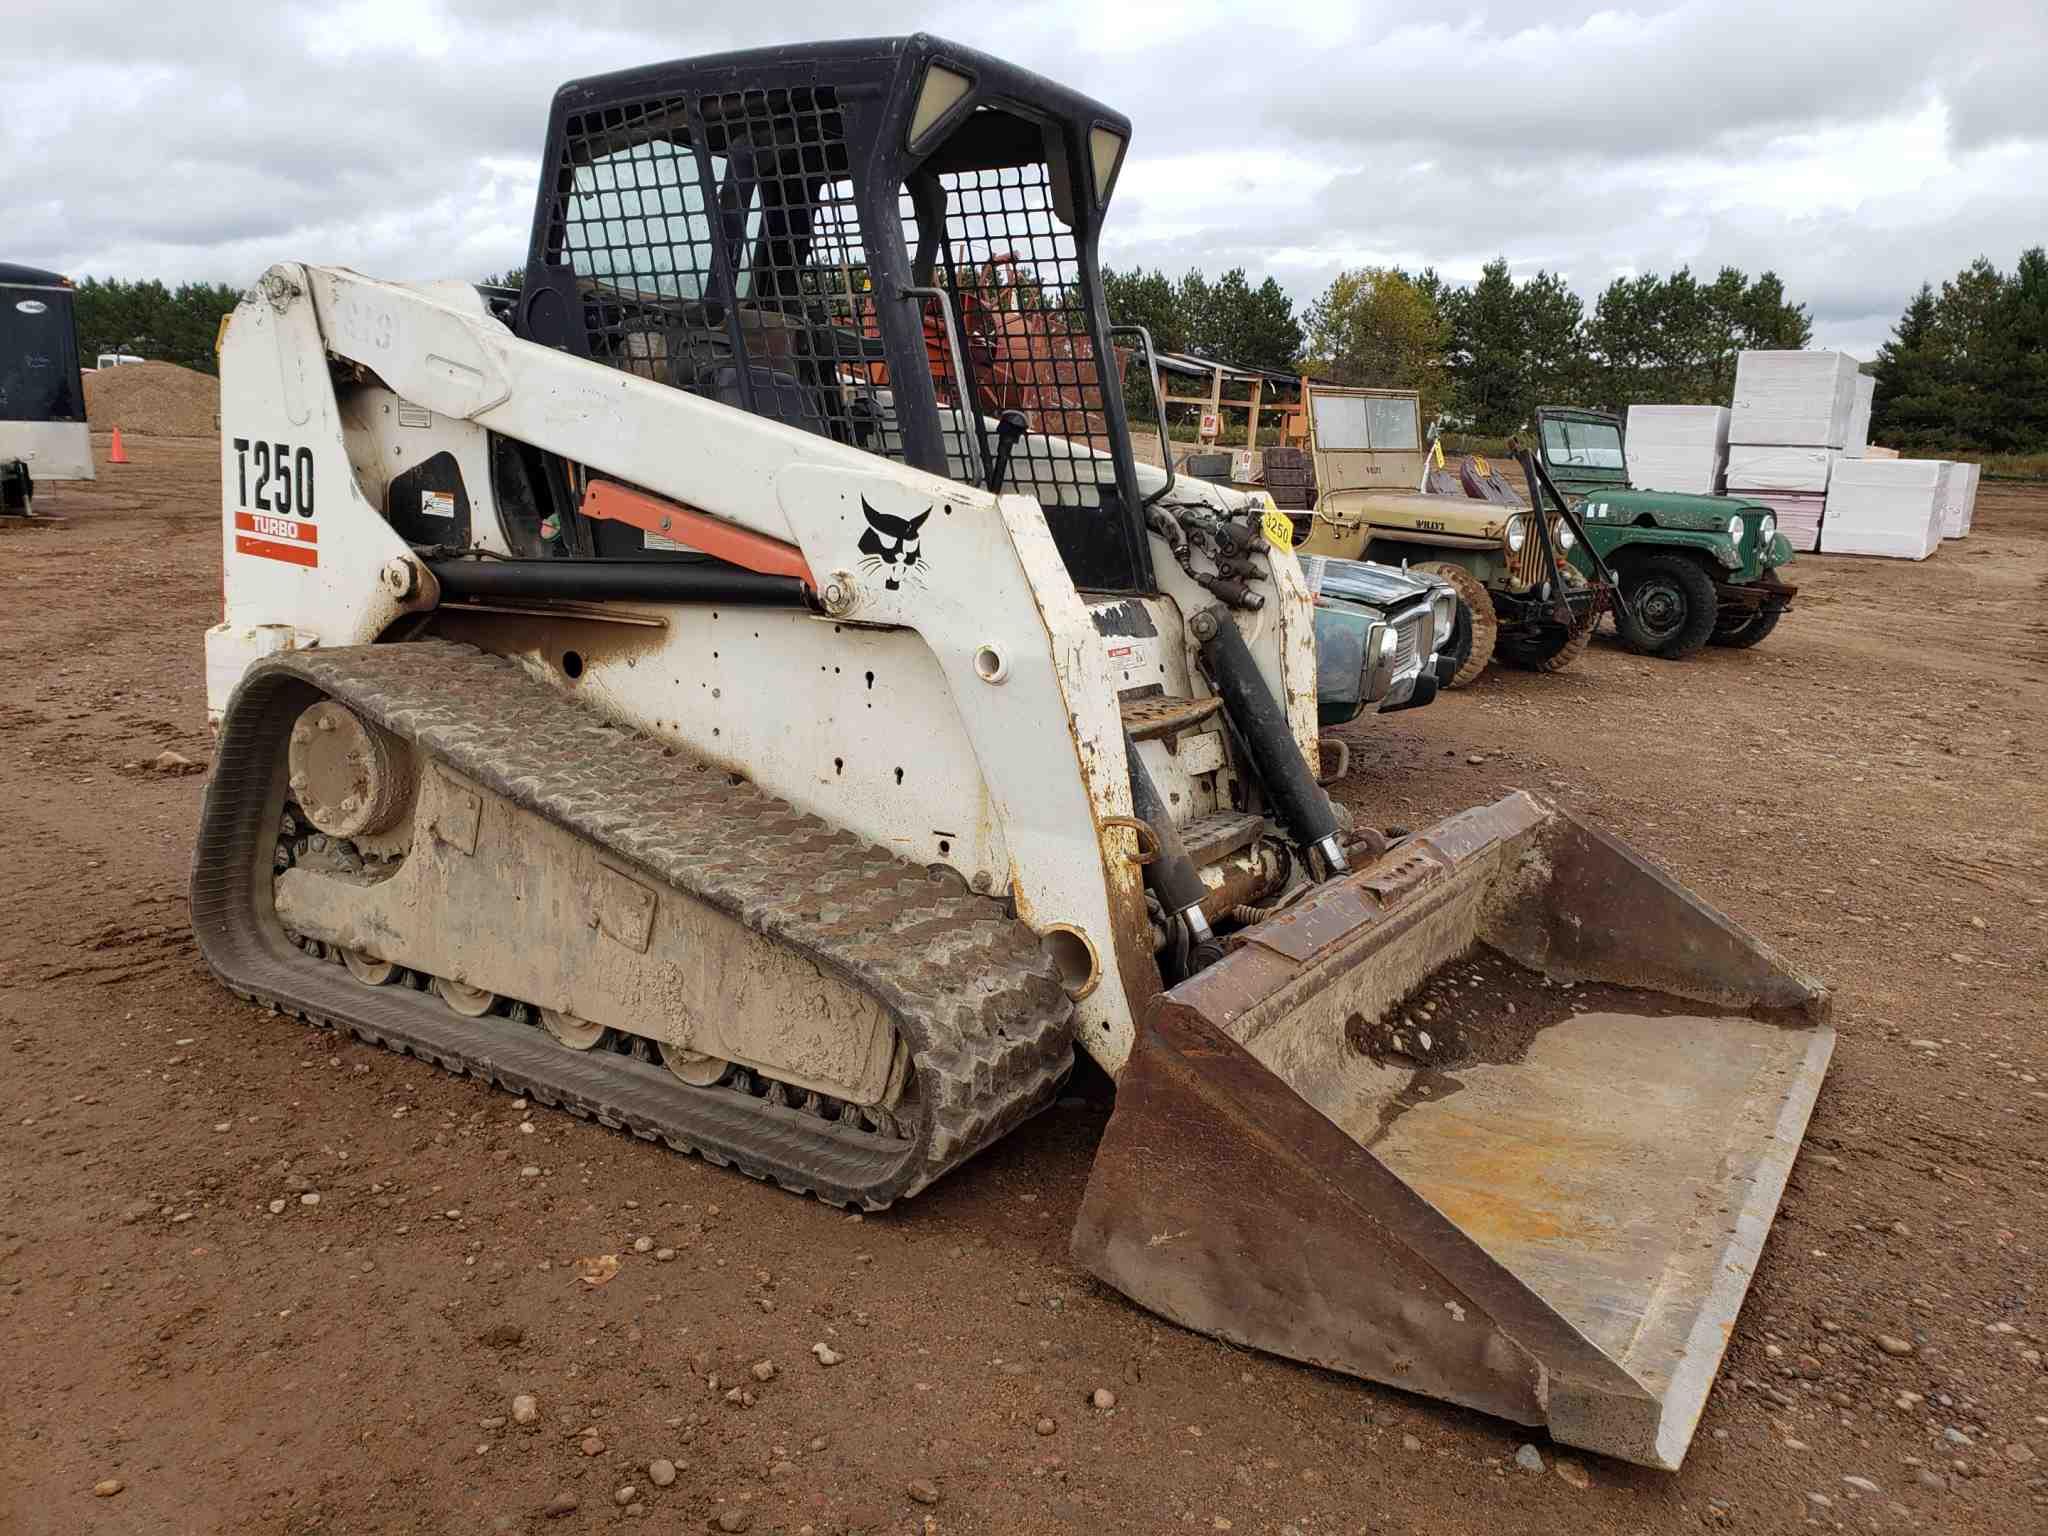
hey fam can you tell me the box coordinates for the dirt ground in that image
[2,435,2042,1535]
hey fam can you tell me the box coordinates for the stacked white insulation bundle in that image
[1729,350,1861,447]
[1942,462,1981,537]
[1842,374,1875,458]
[1726,444,1831,550]
[1821,459,1947,559]
[1624,405,1729,493]
[1726,350,1865,552]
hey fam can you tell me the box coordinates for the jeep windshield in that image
[1541,416,1624,469]
[1312,392,1418,452]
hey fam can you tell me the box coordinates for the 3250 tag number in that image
[232,438,315,517]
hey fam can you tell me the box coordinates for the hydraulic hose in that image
[427,558,807,606]
[1190,606,1349,876]
[1124,733,1222,970]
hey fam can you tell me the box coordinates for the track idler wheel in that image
[343,949,400,986]
[433,977,498,1017]
[661,1042,729,1087]
[539,1007,606,1051]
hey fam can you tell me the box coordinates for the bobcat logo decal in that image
[858,499,931,591]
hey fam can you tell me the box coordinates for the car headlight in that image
[1431,590,1456,647]
[1727,514,1744,542]
[1505,515,1528,552]
[1760,513,1777,542]
[1555,520,1576,552]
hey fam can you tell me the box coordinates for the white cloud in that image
[4,0,2043,361]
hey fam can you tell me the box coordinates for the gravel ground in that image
[1,434,2041,1534]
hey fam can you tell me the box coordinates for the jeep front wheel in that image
[1710,603,1784,649]
[1413,562,1496,688]
[1617,554,1719,660]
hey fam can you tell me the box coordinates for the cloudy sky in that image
[8,0,2045,358]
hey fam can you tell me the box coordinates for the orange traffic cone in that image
[109,428,129,465]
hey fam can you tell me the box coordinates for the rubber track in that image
[190,641,1075,1208]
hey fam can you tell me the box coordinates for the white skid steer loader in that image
[193,35,1831,1469]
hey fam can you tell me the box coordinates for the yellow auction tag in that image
[1261,505,1294,550]
[1431,438,1445,470]
[1472,454,1492,476]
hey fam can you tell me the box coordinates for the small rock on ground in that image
[93,1478,124,1498]
[511,1393,540,1425]
[1091,1388,1117,1411]
[1035,1417,1057,1436]
[1553,1459,1589,1490]
[1401,1434,1422,1452]
[544,1491,579,1518]
[1514,1444,1544,1472]
[1874,1334,1914,1356]
[715,1507,752,1532]
[648,1458,676,1488]
[907,1479,941,1506]
[811,1343,842,1366]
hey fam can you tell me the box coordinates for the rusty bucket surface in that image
[1072,792,1831,1469]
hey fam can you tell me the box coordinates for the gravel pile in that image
[83,361,220,437]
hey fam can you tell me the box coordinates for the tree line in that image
[69,278,242,374]
[1106,259,1814,439]
[64,254,2045,457]
[1871,248,2048,454]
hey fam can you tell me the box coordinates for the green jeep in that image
[1534,406,1798,658]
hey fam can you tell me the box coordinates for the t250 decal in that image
[231,438,318,566]
[232,438,315,518]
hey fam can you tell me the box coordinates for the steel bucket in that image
[1073,791,1831,1468]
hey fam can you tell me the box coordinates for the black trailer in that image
[1,262,93,514]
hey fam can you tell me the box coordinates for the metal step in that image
[1181,810,1265,866]
[1119,691,1221,743]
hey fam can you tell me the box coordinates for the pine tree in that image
[1870,284,1944,450]
[2005,247,2048,449]
[1452,258,1527,435]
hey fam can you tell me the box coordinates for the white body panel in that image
[212,264,1320,1075]
[0,419,95,481]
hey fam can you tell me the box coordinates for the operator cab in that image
[513,34,1153,594]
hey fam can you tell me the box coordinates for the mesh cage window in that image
[547,90,1129,517]
[553,87,907,459]
[905,159,1119,509]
